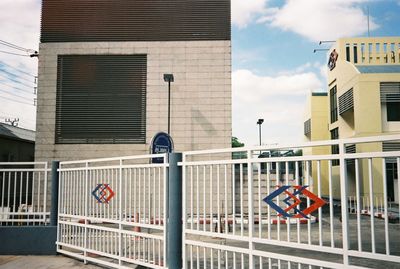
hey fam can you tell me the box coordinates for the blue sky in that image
[0,0,399,146]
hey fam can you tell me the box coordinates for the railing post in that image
[338,141,349,267]
[167,152,183,269]
[50,161,60,226]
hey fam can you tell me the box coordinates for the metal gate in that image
[181,135,400,269]
[56,154,168,268]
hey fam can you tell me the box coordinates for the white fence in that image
[0,162,50,225]
[181,135,400,269]
[56,154,168,269]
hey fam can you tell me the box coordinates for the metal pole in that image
[167,152,183,269]
[50,161,60,226]
[168,81,171,135]
[259,124,262,146]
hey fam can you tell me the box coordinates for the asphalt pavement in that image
[0,255,106,269]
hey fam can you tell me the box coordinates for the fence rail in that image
[181,134,400,269]
[0,162,50,226]
[56,154,168,269]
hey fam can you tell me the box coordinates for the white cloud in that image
[232,68,323,146]
[232,0,268,28]
[259,0,378,42]
[0,0,41,130]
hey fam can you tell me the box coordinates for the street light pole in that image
[257,119,264,146]
[163,74,174,135]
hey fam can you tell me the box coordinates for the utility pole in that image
[5,118,19,127]
[163,74,174,135]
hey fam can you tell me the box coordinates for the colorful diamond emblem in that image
[263,185,326,219]
[92,183,115,204]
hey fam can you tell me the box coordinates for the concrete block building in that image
[304,37,400,201]
[35,0,232,162]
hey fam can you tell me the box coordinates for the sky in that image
[0,0,400,146]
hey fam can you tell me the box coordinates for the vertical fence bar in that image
[84,162,89,264]
[328,160,334,248]
[317,160,322,247]
[398,158,400,225]
[355,159,362,252]
[182,154,187,269]
[382,159,390,255]
[44,163,48,221]
[248,150,254,269]
[57,163,62,251]
[339,142,349,266]
[119,160,123,266]
[368,158,376,253]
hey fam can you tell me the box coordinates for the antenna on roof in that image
[5,118,19,127]
[367,6,370,37]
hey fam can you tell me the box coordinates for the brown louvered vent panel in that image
[41,0,231,42]
[338,88,354,115]
[56,55,147,144]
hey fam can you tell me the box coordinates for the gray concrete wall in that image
[0,226,57,255]
[35,41,231,162]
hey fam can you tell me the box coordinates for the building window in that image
[387,101,400,121]
[331,128,339,166]
[56,55,147,144]
[380,82,400,122]
[330,86,338,123]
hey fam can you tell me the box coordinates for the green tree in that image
[232,136,244,148]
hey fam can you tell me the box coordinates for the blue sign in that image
[151,132,174,163]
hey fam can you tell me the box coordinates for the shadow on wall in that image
[191,109,217,149]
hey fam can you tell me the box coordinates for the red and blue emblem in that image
[264,185,326,218]
[92,183,115,204]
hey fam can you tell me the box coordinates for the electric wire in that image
[0,61,36,77]
[0,68,36,84]
[0,50,29,57]
[0,81,35,94]
[0,40,31,52]
[0,74,35,89]
[0,95,33,106]
[0,89,33,102]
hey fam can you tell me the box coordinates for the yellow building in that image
[304,37,400,202]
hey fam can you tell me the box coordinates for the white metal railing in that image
[338,37,400,65]
[0,162,50,226]
[56,154,168,269]
[181,134,400,269]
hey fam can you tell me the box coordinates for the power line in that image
[0,81,35,94]
[0,40,38,57]
[0,95,33,106]
[0,50,29,57]
[0,61,36,77]
[0,89,33,102]
[0,74,35,89]
[0,68,36,84]
[0,40,31,52]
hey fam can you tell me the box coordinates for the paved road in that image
[0,255,105,269]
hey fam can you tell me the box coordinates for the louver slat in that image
[338,88,354,115]
[56,55,147,144]
[304,119,311,135]
[41,0,231,42]
[383,142,400,163]
[380,82,400,102]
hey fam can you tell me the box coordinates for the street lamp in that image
[257,119,264,146]
[163,74,174,135]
